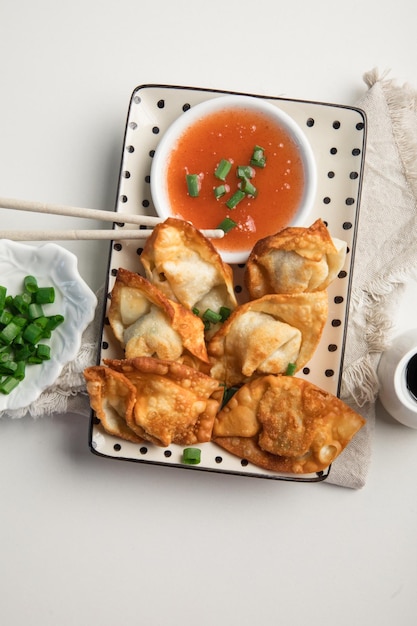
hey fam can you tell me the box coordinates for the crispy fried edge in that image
[109,267,209,363]
[84,365,144,444]
[213,376,366,474]
[140,217,237,308]
[104,356,223,446]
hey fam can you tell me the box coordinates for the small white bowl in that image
[0,240,97,412]
[150,94,317,264]
[378,328,417,428]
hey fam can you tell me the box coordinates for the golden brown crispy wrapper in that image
[104,357,223,447]
[108,267,209,364]
[208,291,328,386]
[245,219,347,298]
[84,365,144,443]
[213,375,366,474]
[140,218,237,329]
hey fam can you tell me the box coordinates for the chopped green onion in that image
[186,173,200,197]
[192,307,200,316]
[14,344,36,361]
[33,316,48,330]
[12,293,31,315]
[36,344,51,361]
[250,145,266,168]
[216,217,237,234]
[27,355,43,364]
[0,321,23,345]
[203,319,211,332]
[12,316,27,328]
[214,159,232,181]
[14,361,26,381]
[0,358,18,375]
[0,310,13,326]
[45,315,64,331]
[0,351,17,375]
[28,303,44,320]
[35,287,55,304]
[202,309,222,324]
[221,386,239,408]
[226,189,246,209]
[12,333,24,346]
[0,286,6,310]
[239,177,258,197]
[236,165,255,179]
[0,376,20,395]
[219,306,232,322]
[182,447,201,465]
[285,362,297,376]
[24,275,38,294]
[22,322,44,345]
[213,184,228,200]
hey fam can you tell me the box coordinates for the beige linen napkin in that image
[329,68,417,487]
[2,69,417,489]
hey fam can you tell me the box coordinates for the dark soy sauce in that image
[406,353,417,402]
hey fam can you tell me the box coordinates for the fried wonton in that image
[84,365,144,443]
[140,218,237,325]
[104,357,223,447]
[213,375,366,474]
[208,291,328,386]
[245,219,347,298]
[108,267,208,364]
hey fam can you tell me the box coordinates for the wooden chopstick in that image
[0,228,224,241]
[0,196,161,226]
[0,196,225,239]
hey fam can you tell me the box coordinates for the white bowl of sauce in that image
[150,94,317,264]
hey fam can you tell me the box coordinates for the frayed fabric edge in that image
[341,355,380,407]
[342,259,416,407]
[363,68,417,201]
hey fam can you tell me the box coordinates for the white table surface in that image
[1,1,417,625]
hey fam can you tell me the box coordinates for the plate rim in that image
[88,83,368,483]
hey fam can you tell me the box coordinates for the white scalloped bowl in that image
[0,240,97,412]
[150,94,317,264]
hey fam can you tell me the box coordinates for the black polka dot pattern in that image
[90,86,366,483]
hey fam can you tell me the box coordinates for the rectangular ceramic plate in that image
[89,84,367,482]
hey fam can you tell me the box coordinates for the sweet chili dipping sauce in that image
[166,107,305,254]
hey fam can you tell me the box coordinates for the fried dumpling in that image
[104,357,223,447]
[245,219,347,298]
[140,218,237,318]
[213,375,366,474]
[207,291,328,386]
[108,267,208,364]
[84,365,144,443]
